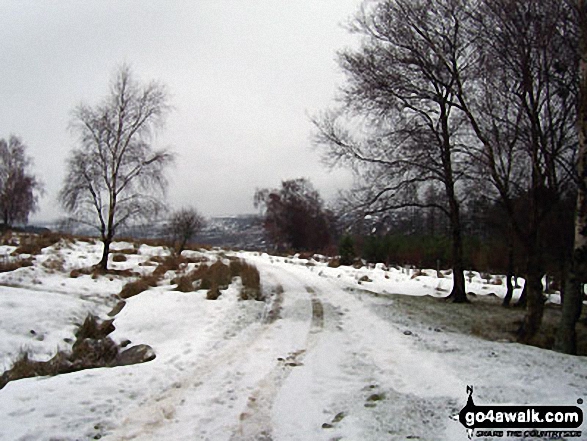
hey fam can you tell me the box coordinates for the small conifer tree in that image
[339,234,355,266]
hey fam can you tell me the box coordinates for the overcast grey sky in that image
[0,0,361,223]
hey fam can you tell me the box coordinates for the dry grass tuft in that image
[201,260,231,290]
[113,248,136,255]
[173,258,258,300]
[0,256,33,273]
[173,275,196,292]
[69,265,132,279]
[12,232,63,256]
[206,285,221,300]
[119,274,159,299]
[42,256,66,273]
[151,254,188,278]
[491,277,504,286]
[0,314,154,390]
[328,258,341,268]
[148,255,167,264]
[116,251,194,298]
[69,267,93,278]
[231,259,262,301]
[0,232,18,246]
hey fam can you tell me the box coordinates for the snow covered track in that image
[110,257,326,441]
[0,243,585,440]
[238,255,467,440]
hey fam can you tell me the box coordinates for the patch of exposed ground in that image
[350,288,587,355]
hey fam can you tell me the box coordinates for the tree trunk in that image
[555,270,584,354]
[559,259,567,305]
[517,261,545,343]
[448,228,468,302]
[447,190,468,303]
[438,98,468,304]
[554,0,587,354]
[99,237,111,271]
[517,119,545,338]
[503,244,515,307]
[515,282,527,307]
[99,188,117,271]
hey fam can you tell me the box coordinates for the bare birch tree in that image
[60,65,174,270]
[0,135,42,227]
[164,207,206,255]
[555,0,587,354]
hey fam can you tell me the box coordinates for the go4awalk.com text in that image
[457,386,583,439]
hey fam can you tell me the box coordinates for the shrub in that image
[112,254,128,262]
[163,207,206,254]
[0,350,51,389]
[182,264,209,284]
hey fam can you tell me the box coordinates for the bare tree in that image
[0,135,42,227]
[254,178,334,252]
[60,65,174,270]
[555,0,586,355]
[164,207,206,255]
[314,0,473,302]
[453,0,578,341]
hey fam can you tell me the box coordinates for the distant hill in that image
[193,215,266,250]
[33,215,267,251]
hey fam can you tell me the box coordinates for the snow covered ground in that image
[0,237,585,440]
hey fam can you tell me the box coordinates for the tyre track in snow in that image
[105,257,325,441]
[246,256,466,440]
[105,254,465,440]
[230,265,327,441]
[105,298,275,440]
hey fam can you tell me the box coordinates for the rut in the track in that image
[231,285,325,441]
